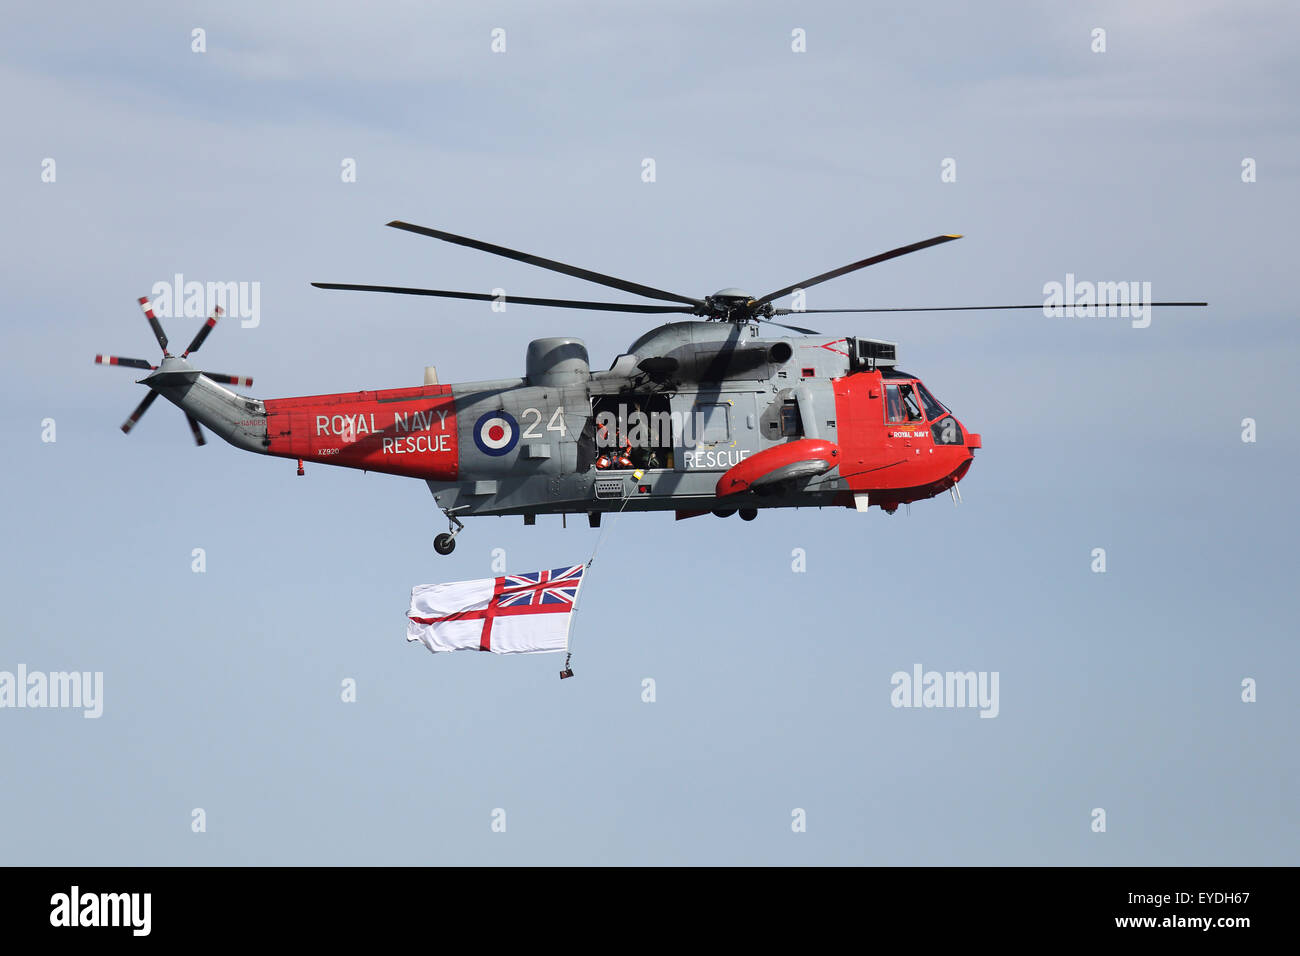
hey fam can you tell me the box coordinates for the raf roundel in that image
[473,410,519,456]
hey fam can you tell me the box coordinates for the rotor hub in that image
[703,288,762,322]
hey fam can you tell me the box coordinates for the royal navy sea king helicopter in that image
[96,222,1205,554]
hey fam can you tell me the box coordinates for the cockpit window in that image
[886,383,923,423]
[915,383,947,421]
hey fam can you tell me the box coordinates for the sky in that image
[1,0,1297,865]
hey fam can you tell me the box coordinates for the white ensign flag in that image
[407,564,586,655]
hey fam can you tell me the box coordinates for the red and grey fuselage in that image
[146,321,979,520]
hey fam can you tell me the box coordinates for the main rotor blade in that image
[311,283,696,314]
[758,317,821,335]
[773,302,1209,314]
[95,355,156,370]
[386,221,706,308]
[121,390,159,434]
[138,297,169,353]
[186,415,207,446]
[755,235,963,308]
[202,372,254,387]
[182,307,223,358]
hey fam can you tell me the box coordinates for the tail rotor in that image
[185,414,207,446]
[139,296,170,355]
[121,390,160,435]
[96,297,255,445]
[180,305,222,358]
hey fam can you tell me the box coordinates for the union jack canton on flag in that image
[407,565,586,655]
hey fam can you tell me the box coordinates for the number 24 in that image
[521,406,566,439]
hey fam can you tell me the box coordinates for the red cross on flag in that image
[407,565,586,654]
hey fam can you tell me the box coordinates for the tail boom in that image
[160,371,460,480]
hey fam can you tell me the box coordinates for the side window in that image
[695,403,730,444]
[886,384,902,423]
[780,399,802,437]
[886,384,924,423]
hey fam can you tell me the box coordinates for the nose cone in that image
[949,421,979,486]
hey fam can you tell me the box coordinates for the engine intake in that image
[526,337,590,387]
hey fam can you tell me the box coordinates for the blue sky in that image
[2,0,1297,864]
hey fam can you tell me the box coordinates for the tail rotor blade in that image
[121,390,159,434]
[95,355,156,370]
[202,372,254,387]
[182,307,223,358]
[186,415,206,446]
[138,297,170,354]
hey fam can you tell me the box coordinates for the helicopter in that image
[95,221,1205,554]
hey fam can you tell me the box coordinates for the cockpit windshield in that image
[886,380,949,423]
[915,382,948,420]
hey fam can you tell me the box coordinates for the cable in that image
[563,469,643,672]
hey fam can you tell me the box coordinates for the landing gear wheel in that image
[739,508,757,521]
[435,507,465,555]
[711,508,736,518]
